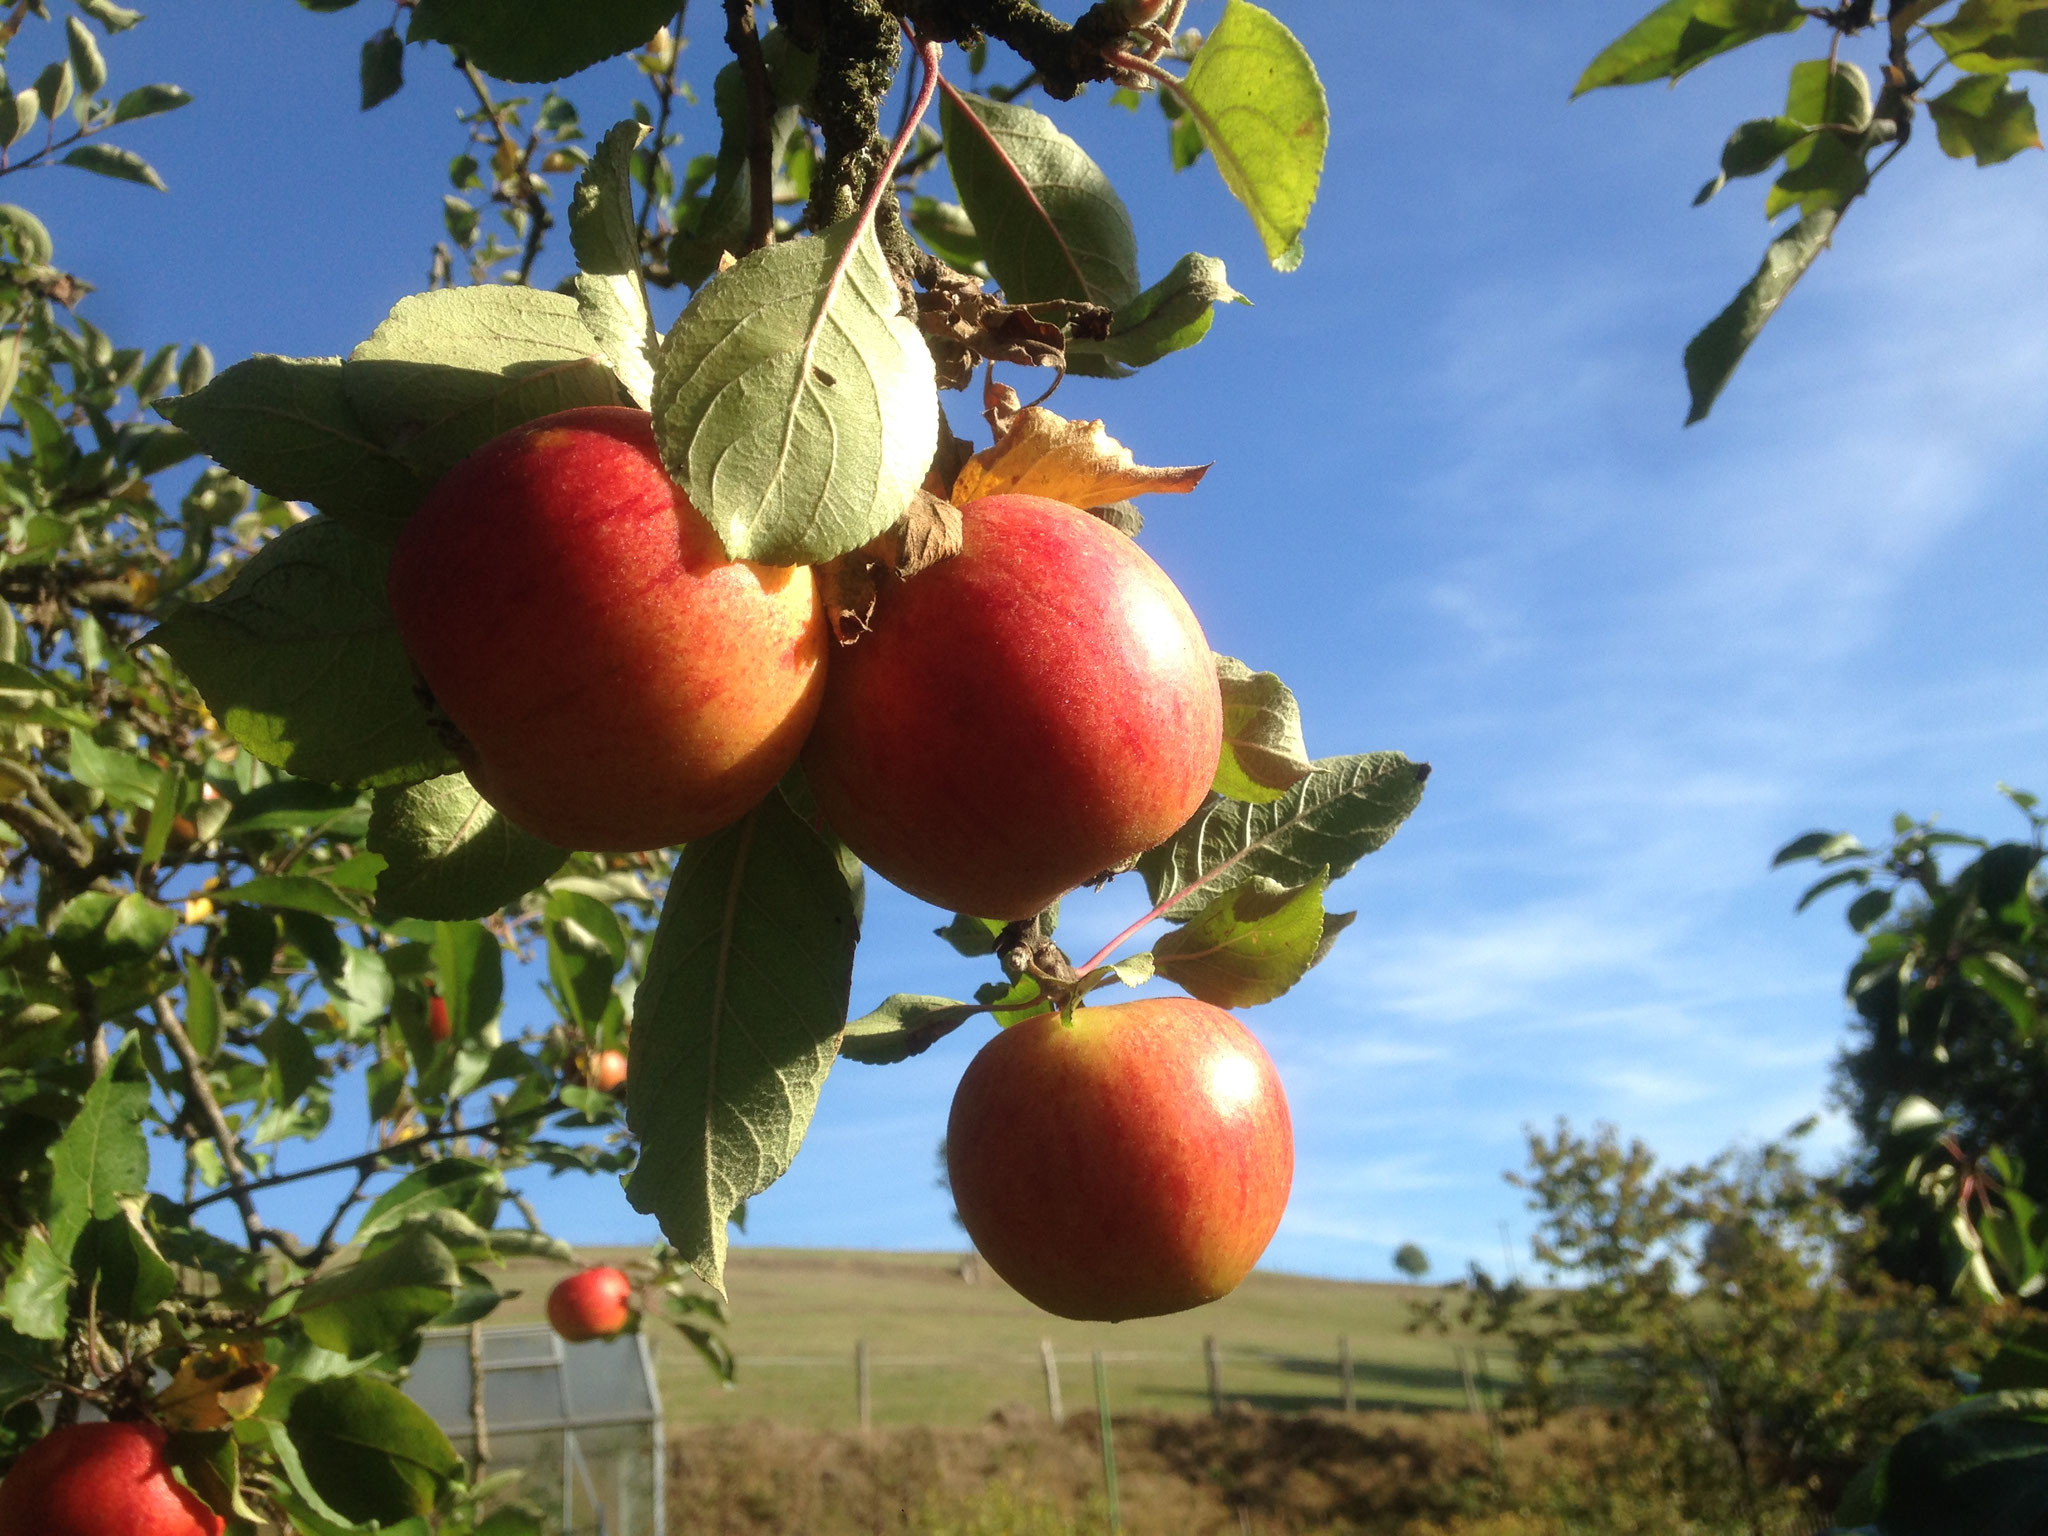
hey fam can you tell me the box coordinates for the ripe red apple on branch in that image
[387,406,827,853]
[945,996,1293,1322]
[546,1265,637,1342]
[0,1420,224,1536]
[585,1049,628,1095]
[804,493,1223,920]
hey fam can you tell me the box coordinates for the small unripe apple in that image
[803,495,1222,920]
[425,991,451,1043]
[387,407,827,852]
[546,1265,636,1341]
[946,996,1292,1321]
[0,1420,223,1536]
[585,1049,628,1095]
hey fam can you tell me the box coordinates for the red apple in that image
[802,495,1222,920]
[546,1265,636,1341]
[0,1420,223,1536]
[945,996,1292,1321]
[425,991,451,1043]
[585,1049,628,1095]
[387,406,826,852]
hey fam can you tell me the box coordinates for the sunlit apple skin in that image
[946,996,1293,1322]
[585,1049,628,1094]
[546,1265,636,1342]
[387,406,826,853]
[802,495,1221,920]
[425,992,451,1042]
[0,1420,224,1536]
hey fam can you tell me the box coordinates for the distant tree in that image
[1776,790,2048,1304]
[1392,1242,1429,1279]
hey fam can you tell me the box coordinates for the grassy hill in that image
[478,1247,1505,1431]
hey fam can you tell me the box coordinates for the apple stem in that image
[1076,900,1175,977]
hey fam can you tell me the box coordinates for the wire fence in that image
[660,1334,1532,1431]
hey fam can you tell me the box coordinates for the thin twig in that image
[181,1099,563,1214]
[153,993,266,1251]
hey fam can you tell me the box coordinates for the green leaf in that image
[215,873,369,921]
[1682,207,1836,424]
[1786,58,1872,129]
[343,286,626,482]
[1772,828,1864,865]
[1702,115,1812,204]
[182,956,221,1059]
[650,217,938,565]
[360,28,403,111]
[1138,753,1429,920]
[570,121,655,408]
[624,792,859,1292]
[35,59,73,122]
[1179,1,1328,271]
[296,1225,461,1359]
[908,196,985,272]
[0,1234,71,1341]
[1212,654,1312,803]
[934,912,1002,956]
[65,17,106,97]
[367,773,566,921]
[60,143,165,192]
[546,889,625,1027]
[0,1317,59,1408]
[407,0,678,83]
[149,518,458,788]
[161,356,433,537]
[67,726,167,808]
[1574,0,1806,94]
[111,83,191,123]
[1930,73,2044,164]
[45,1046,151,1267]
[76,0,143,31]
[353,1159,503,1245]
[432,921,503,1039]
[73,1203,177,1323]
[1931,0,2048,74]
[1078,252,1248,371]
[1983,1323,2048,1392]
[1765,127,1868,218]
[1873,1390,2048,1534]
[840,994,979,1065]
[50,890,175,975]
[285,1375,463,1525]
[219,780,366,835]
[1154,872,1330,1008]
[940,89,1141,308]
[1847,887,1895,932]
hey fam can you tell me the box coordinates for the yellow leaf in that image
[156,1343,276,1431]
[183,896,213,925]
[949,406,1209,510]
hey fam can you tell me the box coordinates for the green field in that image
[481,1247,1509,1431]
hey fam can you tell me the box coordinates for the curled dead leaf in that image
[818,554,881,646]
[156,1342,277,1431]
[950,405,1209,510]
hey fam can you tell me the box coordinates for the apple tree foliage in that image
[1579,0,2048,422]
[0,0,1433,1526]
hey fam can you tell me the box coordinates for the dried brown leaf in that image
[895,490,964,579]
[951,406,1209,509]
[817,555,880,647]
[156,1342,277,1431]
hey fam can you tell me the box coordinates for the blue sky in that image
[40,3,2048,1283]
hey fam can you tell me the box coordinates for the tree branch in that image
[153,993,266,1251]
[726,0,780,252]
[180,1099,563,1215]
[890,0,1128,100]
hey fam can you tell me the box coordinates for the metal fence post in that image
[1457,1343,1480,1413]
[1040,1338,1064,1427]
[1204,1334,1223,1416]
[1093,1350,1121,1534]
[1337,1333,1354,1413]
[856,1338,871,1432]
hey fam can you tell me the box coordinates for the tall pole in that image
[1040,1338,1065,1426]
[1093,1351,1121,1533]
